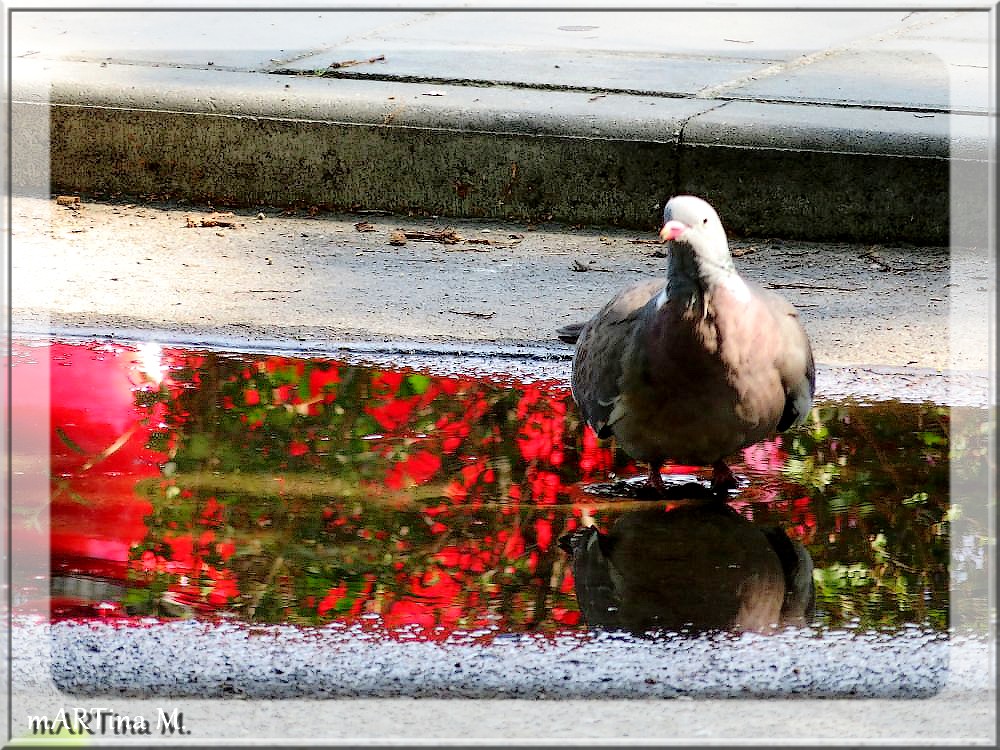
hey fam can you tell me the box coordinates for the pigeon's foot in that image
[710,460,739,495]
[648,463,668,495]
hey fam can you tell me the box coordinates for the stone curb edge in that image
[13,61,991,245]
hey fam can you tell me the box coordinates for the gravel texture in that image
[39,619,973,700]
[10,617,994,743]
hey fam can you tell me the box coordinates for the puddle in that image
[13,337,973,640]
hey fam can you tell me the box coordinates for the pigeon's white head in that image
[658,195,734,280]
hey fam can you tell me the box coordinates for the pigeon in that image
[559,195,814,494]
[558,499,815,634]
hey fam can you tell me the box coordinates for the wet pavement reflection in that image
[21,339,966,637]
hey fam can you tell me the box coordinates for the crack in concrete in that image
[672,100,732,196]
[261,11,439,70]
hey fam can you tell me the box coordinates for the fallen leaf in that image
[354,221,377,232]
[55,195,80,207]
[388,230,408,246]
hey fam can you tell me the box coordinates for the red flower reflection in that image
[37,340,829,634]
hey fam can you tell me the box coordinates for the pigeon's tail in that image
[557,321,585,345]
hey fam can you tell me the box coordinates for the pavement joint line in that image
[25,61,976,116]
[695,10,961,100]
[268,68,969,115]
[708,96,980,116]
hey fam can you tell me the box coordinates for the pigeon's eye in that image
[702,218,709,224]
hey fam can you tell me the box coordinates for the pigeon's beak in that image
[659,220,687,242]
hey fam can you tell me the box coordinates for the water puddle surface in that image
[17,337,971,643]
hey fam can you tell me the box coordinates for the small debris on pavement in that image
[865,256,892,272]
[422,90,447,97]
[628,238,660,245]
[354,221,377,232]
[448,309,496,319]
[461,232,523,249]
[399,228,464,244]
[185,212,243,229]
[55,195,81,208]
[767,281,860,292]
[237,289,302,294]
[388,231,408,246]
[327,54,385,70]
[571,259,612,273]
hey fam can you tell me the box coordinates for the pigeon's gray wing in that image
[570,278,664,438]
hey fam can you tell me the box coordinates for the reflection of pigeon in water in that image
[558,195,814,494]
[558,498,814,634]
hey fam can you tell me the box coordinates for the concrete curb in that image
[14,60,986,244]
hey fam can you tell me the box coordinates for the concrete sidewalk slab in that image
[15,197,984,374]
[10,8,994,244]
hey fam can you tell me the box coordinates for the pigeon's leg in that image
[710,460,738,493]
[648,462,667,494]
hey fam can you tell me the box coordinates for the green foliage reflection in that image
[118,351,956,632]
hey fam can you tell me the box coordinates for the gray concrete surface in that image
[10,8,994,243]
[12,195,988,376]
[9,617,996,743]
